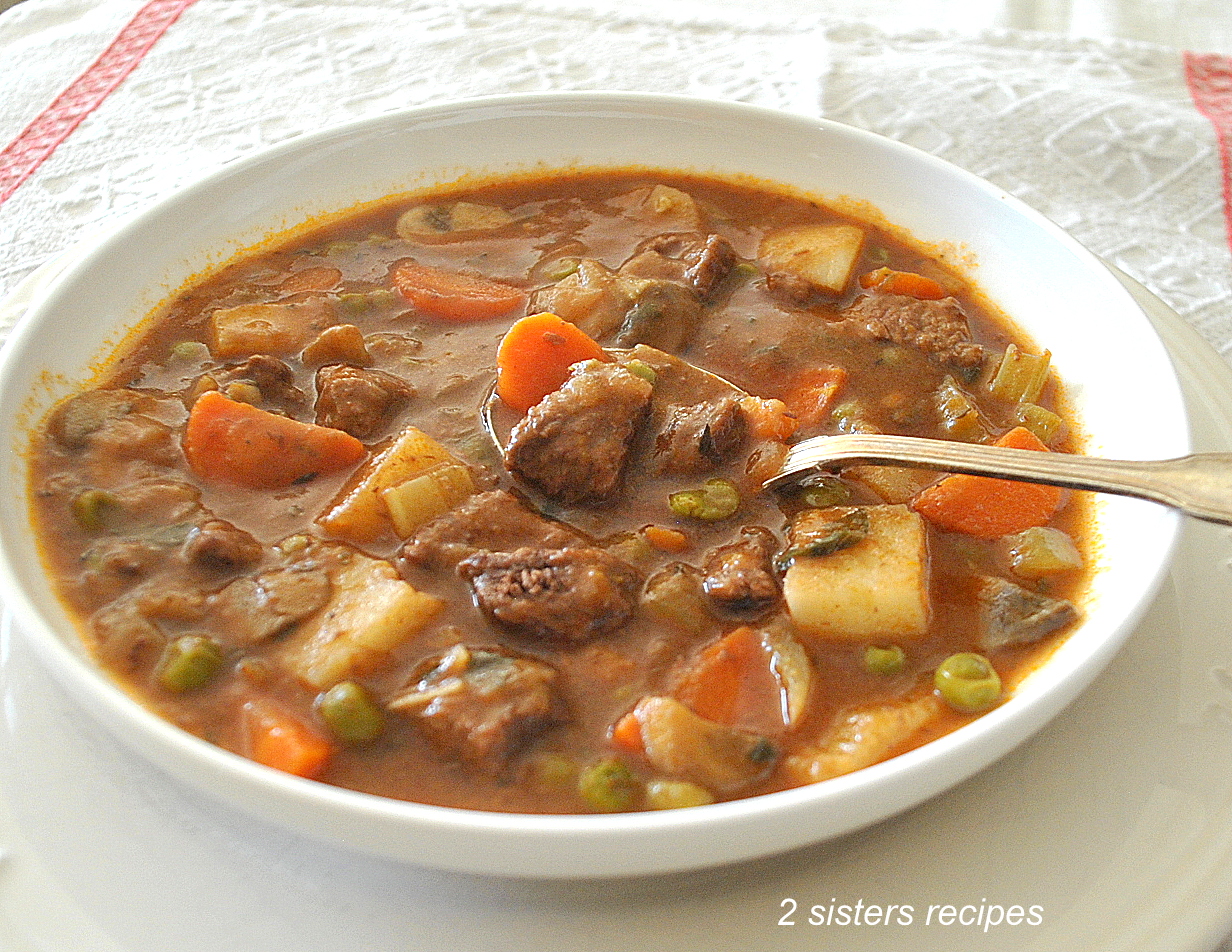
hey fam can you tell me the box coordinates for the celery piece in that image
[1005,526,1083,578]
[1015,403,1067,445]
[935,375,985,441]
[989,344,1051,404]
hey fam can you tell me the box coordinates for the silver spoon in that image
[483,346,1232,526]
[764,431,1232,526]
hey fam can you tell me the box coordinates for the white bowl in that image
[0,92,1186,878]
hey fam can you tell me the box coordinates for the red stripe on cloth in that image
[0,0,199,206]
[1186,51,1232,253]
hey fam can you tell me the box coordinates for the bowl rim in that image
[0,90,1186,877]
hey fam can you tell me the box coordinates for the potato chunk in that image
[210,298,334,358]
[318,425,474,543]
[759,223,866,295]
[783,504,930,640]
[281,547,443,689]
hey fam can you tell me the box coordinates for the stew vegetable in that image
[29,170,1090,813]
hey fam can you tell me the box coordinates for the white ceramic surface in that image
[0,93,1189,878]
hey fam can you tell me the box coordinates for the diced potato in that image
[847,465,937,505]
[301,323,372,367]
[782,694,942,784]
[210,298,334,358]
[380,462,476,537]
[783,504,930,640]
[318,425,473,543]
[759,224,866,295]
[634,695,775,794]
[282,548,444,689]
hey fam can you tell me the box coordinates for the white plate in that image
[0,267,1229,951]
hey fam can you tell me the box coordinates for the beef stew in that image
[28,170,1091,814]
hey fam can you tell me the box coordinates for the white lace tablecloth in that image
[2,1,1232,950]
[2,0,1231,357]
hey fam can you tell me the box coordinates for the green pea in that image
[864,645,907,675]
[934,652,1002,714]
[71,488,118,531]
[668,478,741,522]
[317,681,384,744]
[157,635,224,692]
[645,779,715,810]
[577,757,640,813]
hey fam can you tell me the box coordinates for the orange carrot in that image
[674,626,781,733]
[390,259,525,322]
[183,390,366,490]
[910,426,1066,539]
[609,710,645,755]
[859,267,948,300]
[495,312,610,412]
[783,366,848,428]
[642,524,690,554]
[738,395,799,442]
[242,698,334,780]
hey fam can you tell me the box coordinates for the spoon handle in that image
[767,433,1232,526]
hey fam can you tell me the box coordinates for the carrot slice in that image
[390,259,525,322]
[859,267,948,300]
[495,312,610,413]
[609,710,645,755]
[910,426,1066,539]
[783,366,848,428]
[674,626,783,734]
[242,698,334,780]
[183,390,365,490]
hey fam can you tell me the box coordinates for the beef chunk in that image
[846,293,984,369]
[314,364,415,439]
[765,270,822,308]
[653,394,747,475]
[702,526,781,615]
[459,546,641,643]
[390,644,562,769]
[208,564,332,646]
[978,576,1078,651]
[621,232,738,301]
[504,360,652,504]
[399,489,583,570]
[181,518,264,569]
